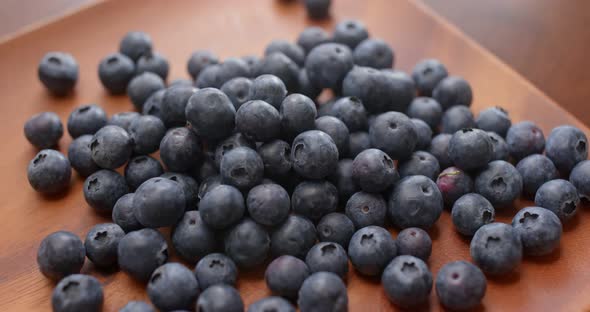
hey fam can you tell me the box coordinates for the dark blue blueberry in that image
[258,140,292,177]
[221,77,252,110]
[315,116,350,156]
[329,96,367,132]
[161,85,197,128]
[435,261,486,311]
[353,38,394,69]
[317,213,355,248]
[200,185,245,229]
[298,272,348,312]
[545,125,588,174]
[137,52,169,81]
[411,59,448,96]
[506,121,545,161]
[348,225,397,276]
[369,112,417,160]
[428,133,452,169]
[247,183,290,227]
[345,191,386,229]
[432,76,472,110]
[395,227,432,261]
[147,263,199,311]
[24,111,63,149]
[291,130,339,179]
[196,284,244,312]
[119,31,152,62]
[333,19,369,49]
[84,223,125,268]
[236,100,281,142]
[534,179,580,221]
[196,58,250,88]
[194,253,238,289]
[328,159,359,202]
[254,52,300,92]
[280,93,317,140]
[265,40,305,67]
[67,104,107,138]
[399,151,440,181]
[172,211,217,262]
[298,69,322,99]
[412,119,433,152]
[441,105,476,134]
[381,255,432,308]
[305,43,353,90]
[28,149,71,194]
[127,72,166,111]
[187,50,219,80]
[90,125,133,169]
[570,160,590,199]
[220,146,264,191]
[214,133,255,170]
[197,175,223,205]
[112,193,143,233]
[52,274,103,312]
[159,127,201,173]
[470,222,522,275]
[474,160,523,207]
[292,180,338,222]
[128,115,166,155]
[248,74,287,110]
[305,242,348,279]
[142,89,166,120]
[487,131,509,161]
[37,231,85,281]
[348,131,371,158]
[241,55,260,78]
[109,112,140,132]
[224,218,270,268]
[120,301,155,312]
[297,26,331,54]
[476,107,511,137]
[512,206,562,256]
[125,156,164,191]
[84,169,129,213]
[193,159,219,183]
[451,193,495,236]
[117,228,168,281]
[265,255,310,299]
[38,52,78,96]
[342,67,388,114]
[448,128,493,171]
[98,52,135,94]
[382,69,417,112]
[134,177,186,228]
[161,172,199,210]
[186,88,236,142]
[304,0,331,19]
[516,154,559,196]
[389,175,443,229]
[406,97,443,130]
[248,297,296,312]
[271,215,317,259]
[436,166,474,207]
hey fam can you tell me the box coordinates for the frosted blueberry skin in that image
[333,19,369,49]
[348,225,397,276]
[119,31,152,62]
[117,228,168,282]
[381,255,432,308]
[291,130,339,180]
[506,121,545,161]
[353,38,394,69]
[316,213,355,249]
[470,223,522,275]
[389,175,444,230]
[534,179,580,222]
[435,261,487,311]
[516,154,559,196]
[38,52,79,96]
[297,26,331,55]
[27,149,71,195]
[127,72,166,111]
[297,272,348,312]
[345,191,387,229]
[396,227,432,261]
[84,169,129,214]
[398,150,440,181]
[195,284,244,312]
[369,112,417,160]
[265,255,310,299]
[146,263,199,311]
[451,193,495,236]
[474,160,523,208]
[67,104,107,139]
[432,76,473,110]
[194,253,238,290]
[98,52,135,94]
[412,59,448,96]
[437,166,474,207]
[37,231,85,281]
[84,223,125,268]
[24,112,63,149]
[545,125,588,174]
[51,274,103,312]
[352,148,399,193]
[476,106,512,137]
[570,160,590,199]
[441,105,476,134]
[512,206,562,256]
[224,218,270,269]
[172,211,218,263]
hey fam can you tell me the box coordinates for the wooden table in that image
[0,0,589,311]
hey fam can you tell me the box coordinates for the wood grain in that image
[0,0,589,311]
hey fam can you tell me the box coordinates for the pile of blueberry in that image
[27,15,590,312]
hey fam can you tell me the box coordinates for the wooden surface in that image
[0,0,589,311]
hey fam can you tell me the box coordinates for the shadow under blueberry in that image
[486,269,521,285]
[523,247,561,265]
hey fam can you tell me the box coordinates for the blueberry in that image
[516,154,559,196]
[90,125,133,169]
[125,156,164,191]
[342,67,405,114]
[487,131,510,161]
[171,211,217,262]
[411,119,432,153]
[435,261,486,311]
[441,105,476,134]
[292,180,338,222]
[120,301,156,312]
[127,72,166,111]
[38,52,78,96]
[161,85,197,128]
[119,31,152,62]
[194,253,238,289]
[142,89,166,120]
[37,231,85,281]
[234,101,282,143]
[84,169,129,213]
[317,213,355,248]
[328,159,359,202]
[197,175,223,204]
[52,274,103,312]
[333,19,369,49]
[534,179,580,221]
[345,191,387,229]
[254,52,300,92]
[187,50,219,80]
[506,121,545,161]
[411,59,448,96]
[137,52,169,81]
[204,57,251,88]
[248,297,296,312]
[305,43,354,90]
[200,185,245,229]
[246,183,290,226]
[247,74,288,110]
[398,151,440,181]
[258,139,292,177]
[161,172,199,210]
[109,112,140,132]
[428,133,453,169]
[147,263,199,311]
[271,215,317,259]
[194,64,223,88]
[134,177,186,228]
[406,97,443,130]
[451,193,495,236]
[395,228,432,261]
[298,69,322,99]
[280,93,317,140]
[291,130,339,179]
[112,193,143,233]
[169,78,194,88]
[220,146,264,191]
[265,40,305,67]
[545,125,588,174]
[476,107,511,137]
[381,255,432,308]
[353,38,394,69]
[448,128,493,171]
[84,223,125,268]
[185,87,236,141]
[470,222,522,275]
[348,225,396,276]
[297,26,331,54]
[98,52,135,94]
[24,111,63,149]
[369,112,417,160]
[436,166,474,207]
[512,206,562,256]
[570,160,590,199]
[67,136,99,177]
[241,55,260,77]
[315,116,350,156]
[474,160,523,207]
[28,149,71,194]
[432,76,472,110]
[327,97,367,132]
[159,127,201,173]
[298,272,348,312]
[67,104,107,138]
[221,77,252,110]
[304,0,331,19]
[265,255,310,299]
[128,115,166,155]
[117,228,168,281]
[348,131,371,158]
[305,242,348,279]
[382,69,417,112]
[213,133,255,170]
[389,175,443,229]
[224,218,270,268]
[196,284,244,312]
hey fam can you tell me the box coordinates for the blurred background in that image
[1,0,589,125]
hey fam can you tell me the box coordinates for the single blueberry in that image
[305,43,354,90]
[236,100,281,142]
[127,72,166,111]
[147,263,199,311]
[470,222,522,275]
[448,128,493,171]
[291,130,339,179]
[37,231,85,281]
[406,97,443,130]
[137,52,169,81]
[436,166,474,207]
[353,38,394,69]
[220,146,264,191]
[317,213,355,249]
[297,26,331,54]
[389,175,443,229]
[476,107,511,137]
[28,149,71,194]
[271,215,317,259]
[545,125,588,174]
[348,225,397,276]
[51,274,103,312]
[84,223,125,268]
[159,127,201,173]
[280,93,317,140]
[396,228,432,261]
[398,150,440,181]
[305,242,348,279]
[112,193,143,233]
[119,31,152,62]
[38,52,78,96]
[84,169,129,213]
[534,179,580,221]
[124,155,164,191]
[369,112,417,160]
[570,160,590,199]
[298,272,348,312]
[128,115,167,155]
[247,183,290,227]
[200,185,245,230]
[90,125,133,169]
[411,59,448,96]
[428,133,453,169]
[435,261,486,311]
[187,50,219,80]
[432,76,472,110]
[221,77,252,110]
[68,135,100,177]
[195,284,244,312]
[24,111,63,149]
[161,85,197,128]
[224,218,270,268]
[117,228,168,281]
[506,121,545,161]
[345,191,387,229]
[333,19,369,49]
[441,105,476,134]
[474,160,523,207]
[194,253,238,290]
[134,177,186,228]
[451,193,496,236]
[512,206,562,256]
[67,104,107,138]
[265,255,310,299]
[381,255,432,308]
[98,52,135,94]
[516,154,559,196]
[172,211,218,262]
[292,180,339,222]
